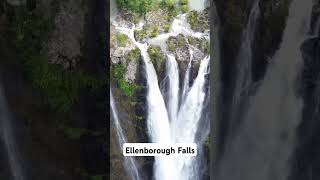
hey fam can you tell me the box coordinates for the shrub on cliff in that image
[116,0,153,15]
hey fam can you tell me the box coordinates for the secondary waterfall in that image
[217,0,313,179]
[229,0,260,131]
[110,90,141,180]
[112,7,210,180]
[0,84,24,180]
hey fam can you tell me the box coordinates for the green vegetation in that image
[8,7,103,112]
[116,33,128,47]
[167,34,187,52]
[150,26,159,37]
[164,23,171,32]
[134,24,159,41]
[167,37,176,52]
[179,0,189,13]
[188,36,210,54]
[147,46,166,71]
[134,29,147,41]
[127,48,141,62]
[160,0,175,9]
[25,56,102,112]
[188,10,208,32]
[148,46,165,63]
[111,48,142,97]
[116,0,153,15]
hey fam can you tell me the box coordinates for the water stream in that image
[216,0,313,179]
[0,84,24,180]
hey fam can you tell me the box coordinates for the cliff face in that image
[0,0,107,179]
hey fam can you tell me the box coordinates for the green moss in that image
[181,5,189,13]
[148,46,166,65]
[134,24,160,40]
[187,10,208,32]
[116,33,128,47]
[188,10,198,30]
[164,23,171,32]
[147,46,166,74]
[127,48,141,62]
[167,37,176,52]
[177,35,187,48]
[134,29,147,41]
[150,26,159,38]
[188,36,210,54]
[203,40,210,54]
[179,0,189,13]
[160,0,175,10]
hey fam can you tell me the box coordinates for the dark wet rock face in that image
[290,37,320,180]
[0,0,107,179]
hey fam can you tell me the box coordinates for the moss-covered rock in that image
[147,46,166,79]
[188,36,210,55]
[166,34,190,61]
[134,24,160,42]
[187,10,209,32]
[111,48,142,97]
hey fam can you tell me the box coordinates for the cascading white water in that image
[230,0,260,130]
[166,54,180,122]
[112,7,210,179]
[181,49,193,101]
[0,84,24,180]
[171,56,210,180]
[217,0,313,179]
[110,90,141,180]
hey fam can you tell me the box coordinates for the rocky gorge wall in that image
[0,0,107,179]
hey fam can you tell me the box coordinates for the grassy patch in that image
[116,33,128,47]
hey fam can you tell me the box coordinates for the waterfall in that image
[112,5,210,178]
[166,54,180,122]
[181,49,193,101]
[0,84,24,180]
[229,0,260,132]
[217,0,313,179]
[110,90,141,180]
